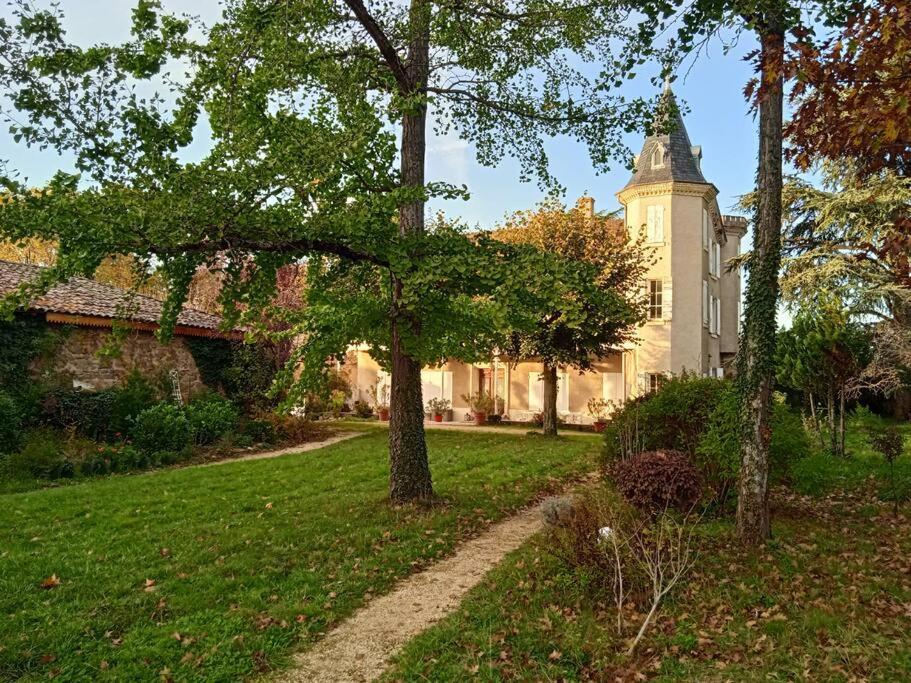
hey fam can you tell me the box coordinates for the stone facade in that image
[34,326,206,396]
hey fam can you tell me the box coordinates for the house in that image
[0,259,241,396]
[351,87,747,424]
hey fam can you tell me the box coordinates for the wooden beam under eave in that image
[43,312,245,341]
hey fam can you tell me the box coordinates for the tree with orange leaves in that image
[787,0,911,178]
[493,197,649,436]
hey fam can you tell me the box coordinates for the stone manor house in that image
[348,94,747,424]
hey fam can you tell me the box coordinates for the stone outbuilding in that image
[0,259,241,396]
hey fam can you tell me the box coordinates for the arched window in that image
[652,144,665,168]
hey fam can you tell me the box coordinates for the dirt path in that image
[196,431,363,468]
[281,488,583,683]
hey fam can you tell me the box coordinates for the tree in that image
[779,165,911,414]
[777,305,871,456]
[610,0,853,542]
[492,196,648,435]
[786,0,911,178]
[0,1,653,503]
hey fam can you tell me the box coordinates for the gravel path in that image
[195,431,363,468]
[280,489,580,682]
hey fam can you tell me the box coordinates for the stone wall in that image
[34,325,206,396]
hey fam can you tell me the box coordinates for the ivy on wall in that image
[185,337,278,409]
[0,313,61,393]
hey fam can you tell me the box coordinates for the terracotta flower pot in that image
[434,414,443,422]
[474,411,487,426]
[593,420,607,434]
[378,407,390,421]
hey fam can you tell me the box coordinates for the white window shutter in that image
[655,206,665,241]
[602,373,623,402]
[646,206,656,242]
[702,281,709,326]
[715,243,722,276]
[716,300,722,336]
[709,296,716,334]
[557,372,569,412]
[663,280,673,320]
[702,209,709,251]
[528,372,542,411]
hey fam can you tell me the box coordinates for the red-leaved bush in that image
[611,450,703,513]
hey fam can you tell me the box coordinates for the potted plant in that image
[587,397,612,433]
[368,380,390,421]
[462,391,496,426]
[427,397,451,422]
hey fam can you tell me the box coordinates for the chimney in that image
[579,196,595,217]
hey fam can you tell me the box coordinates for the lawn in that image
[0,428,600,681]
[384,418,911,682]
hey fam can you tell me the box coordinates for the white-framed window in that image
[647,373,663,393]
[420,369,453,404]
[702,208,710,251]
[712,367,724,379]
[646,205,665,243]
[708,296,721,336]
[648,279,663,320]
[652,144,665,169]
[702,280,709,327]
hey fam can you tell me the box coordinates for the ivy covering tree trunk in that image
[736,27,785,544]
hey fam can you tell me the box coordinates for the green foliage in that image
[185,393,239,446]
[130,402,191,454]
[4,429,71,480]
[110,370,159,435]
[603,375,727,461]
[40,388,118,441]
[0,314,56,389]
[239,417,276,445]
[0,391,22,454]
[352,400,374,419]
[698,390,810,505]
[185,338,278,410]
[604,376,810,508]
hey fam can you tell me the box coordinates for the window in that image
[648,373,663,393]
[652,144,665,168]
[702,208,710,251]
[714,242,722,277]
[709,295,716,335]
[646,205,664,242]
[715,297,722,335]
[702,280,709,327]
[648,280,663,320]
[708,296,721,335]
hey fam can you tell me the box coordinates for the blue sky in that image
[2,1,762,234]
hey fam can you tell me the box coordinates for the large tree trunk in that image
[388,0,433,504]
[736,26,784,545]
[541,363,559,437]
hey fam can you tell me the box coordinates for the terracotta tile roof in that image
[0,259,229,334]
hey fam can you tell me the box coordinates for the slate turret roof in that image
[623,86,709,189]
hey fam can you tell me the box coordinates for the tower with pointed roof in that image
[616,86,746,391]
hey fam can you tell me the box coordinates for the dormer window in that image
[651,144,666,169]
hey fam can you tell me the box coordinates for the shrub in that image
[110,371,159,435]
[131,403,192,454]
[352,400,374,419]
[263,413,320,444]
[240,417,276,444]
[41,388,118,441]
[697,389,810,505]
[185,393,239,446]
[5,430,70,480]
[611,450,703,514]
[603,375,726,463]
[0,391,21,454]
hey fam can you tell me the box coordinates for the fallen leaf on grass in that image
[548,650,562,661]
[40,574,60,589]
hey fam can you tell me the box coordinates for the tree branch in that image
[343,0,411,93]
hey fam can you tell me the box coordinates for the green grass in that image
[384,414,911,682]
[384,484,911,682]
[789,413,911,499]
[0,429,599,681]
